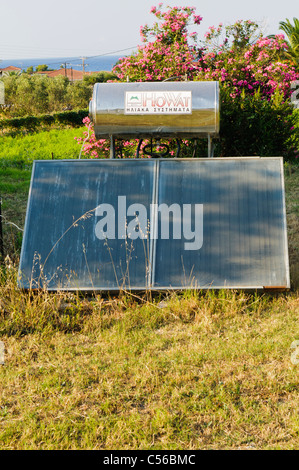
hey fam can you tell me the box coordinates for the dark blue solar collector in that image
[18,157,289,291]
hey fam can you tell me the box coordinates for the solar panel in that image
[155,158,289,289]
[18,157,289,291]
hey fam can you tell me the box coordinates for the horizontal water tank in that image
[89,81,220,139]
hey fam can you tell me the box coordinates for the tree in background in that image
[83,71,118,86]
[277,17,299,66]
[113,4,203,81]
[36,64,49,72]
[0,74,93,116]
[46,76,70,112]
[67,80,92,110]
[196,20,299,100]
[2,70,21,78]
[201,19,263,52]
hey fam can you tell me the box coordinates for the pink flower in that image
[193,15,203,25]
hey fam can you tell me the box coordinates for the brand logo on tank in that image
[125,91,192,114]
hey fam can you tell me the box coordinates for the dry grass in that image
[0,274,298,449]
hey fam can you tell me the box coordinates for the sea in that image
[0,55,123,72]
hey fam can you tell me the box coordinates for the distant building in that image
[0,65,22,77]
[36,68,99,81]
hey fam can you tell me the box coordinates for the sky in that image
[0,0,298,61]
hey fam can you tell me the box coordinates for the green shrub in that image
[53,109,88,126]
[217,88,299,161]
[0,109,88,134]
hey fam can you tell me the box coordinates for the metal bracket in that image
[109,137,214,159]
[136,139,182,158]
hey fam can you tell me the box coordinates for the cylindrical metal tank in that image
[89,81,220,139]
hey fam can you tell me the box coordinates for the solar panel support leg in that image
[110,136,116,159]
[208,135,214,158]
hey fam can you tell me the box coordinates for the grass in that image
[0,130,298,449]
[0,127,85,166]
[0,285,298,449]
